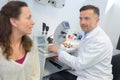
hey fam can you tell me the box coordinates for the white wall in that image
[101,0,120,55]
[23,0,85,36]
[0,0,8,8]
[0,0,120,54]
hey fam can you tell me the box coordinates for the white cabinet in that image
[38,47,77,80]
[39,51,69,80]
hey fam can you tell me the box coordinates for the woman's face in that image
[11,6,34,35]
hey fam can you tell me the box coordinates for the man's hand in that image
[48,44,59,53]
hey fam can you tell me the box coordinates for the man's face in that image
[80,9,99,33]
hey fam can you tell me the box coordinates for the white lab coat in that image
[58,26,113,80]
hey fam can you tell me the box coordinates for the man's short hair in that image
[80,5,99,17]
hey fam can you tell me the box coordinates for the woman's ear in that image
[10,18,18,27]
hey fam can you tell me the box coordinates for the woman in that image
[0,1,40,80]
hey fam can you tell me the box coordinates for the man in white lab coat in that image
[48,5,113,80]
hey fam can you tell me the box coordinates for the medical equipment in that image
[42,23,49,35]
[38,21,70,54]
[53,21,70,47]
[51,0,65,8]
[36,36,48,54]
[42,23,46,34]
[53,21,79,53]
[35,0,50,5]
[35,0,65,8]
[37,22,49,54]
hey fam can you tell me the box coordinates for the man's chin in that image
[82,29,86,32]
